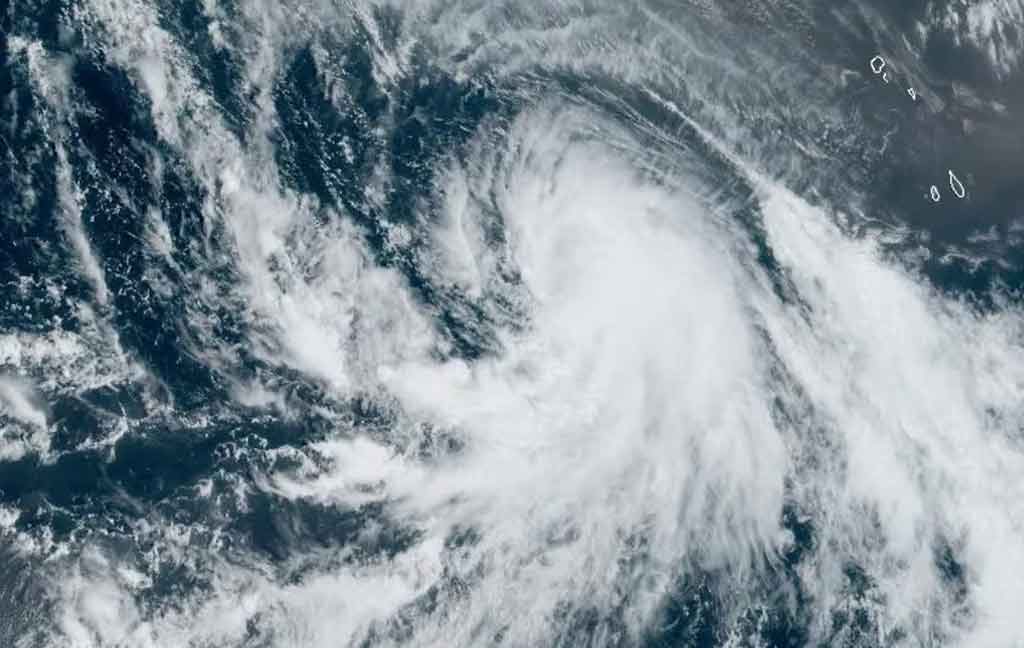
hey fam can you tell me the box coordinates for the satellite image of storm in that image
[2,0,1024,646]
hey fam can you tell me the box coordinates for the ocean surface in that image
[2,1,1024,646]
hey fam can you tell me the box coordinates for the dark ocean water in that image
[2,1,1024,646]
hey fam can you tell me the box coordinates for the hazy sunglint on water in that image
[2,1,1024,646]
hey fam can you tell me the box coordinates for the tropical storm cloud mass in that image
[2,1,1024,646]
